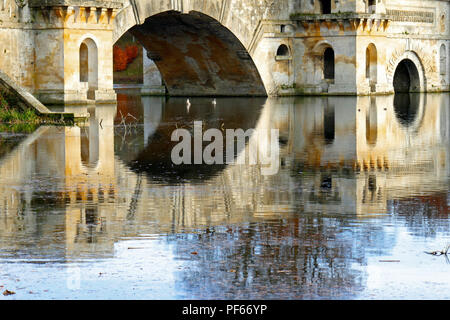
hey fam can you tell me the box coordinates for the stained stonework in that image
[0,0,121,104]
[0,0,449,105]
[114,0,450,96]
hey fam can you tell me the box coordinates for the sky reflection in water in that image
[0,92,449,299]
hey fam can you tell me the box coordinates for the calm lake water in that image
[0,91,449,299]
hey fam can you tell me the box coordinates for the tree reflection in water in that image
[0,92,448,299]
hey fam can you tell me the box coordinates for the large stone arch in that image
[113,0,275,96]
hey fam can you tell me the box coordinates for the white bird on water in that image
[186,98,191,112]
[212,98,217,107]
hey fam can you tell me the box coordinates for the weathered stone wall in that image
[115,0,449,96]
[282,0,450,95]
[129,11,267,96]
[0,1,120,104]
[0,2,35,92]
[30,4,119,104]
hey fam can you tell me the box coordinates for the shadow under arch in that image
[393,59,420,93]
[125,11,267,97]
[276,44,290,57]
[122,97,267,183]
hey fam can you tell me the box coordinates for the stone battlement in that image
[28,0,123,9]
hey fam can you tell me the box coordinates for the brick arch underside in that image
[128,11,267,96]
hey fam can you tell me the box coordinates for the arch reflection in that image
[0,93,447,295]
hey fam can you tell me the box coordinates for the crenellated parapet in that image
[290,12,392,35]
[28,0,123,28]
[28,0,123,9]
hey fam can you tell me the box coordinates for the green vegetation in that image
[0,89,39,125]
[0,107,39,123]
[279,83,297,90]
[113,31,144,84]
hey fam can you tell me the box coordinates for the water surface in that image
[0,92,449,299]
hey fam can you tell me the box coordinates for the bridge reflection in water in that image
[0,93,448,299]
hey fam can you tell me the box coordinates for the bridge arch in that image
[113,3,267,96]
[276,44,290,57]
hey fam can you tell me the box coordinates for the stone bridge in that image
[0,0,449,106]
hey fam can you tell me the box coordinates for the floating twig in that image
[425,244,450,256]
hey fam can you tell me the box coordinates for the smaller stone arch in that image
[389,51,426,93]
[276,44,290,57]
[79,37,99,100]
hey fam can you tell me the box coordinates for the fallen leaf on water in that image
[229,269,236,273]
[3,290,15,296]
[191,252,198,255]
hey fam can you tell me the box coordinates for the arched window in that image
[80,43,89,83]
[276,44,289,57]
[324,47,335,80]
[79,38,98,100]
[440,44,446,77]
[393,59,420,93]
[319,0,331,14]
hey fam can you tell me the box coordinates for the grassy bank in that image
[0,89,39,123]
[0,90,70,133]
[0,108,39,123]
